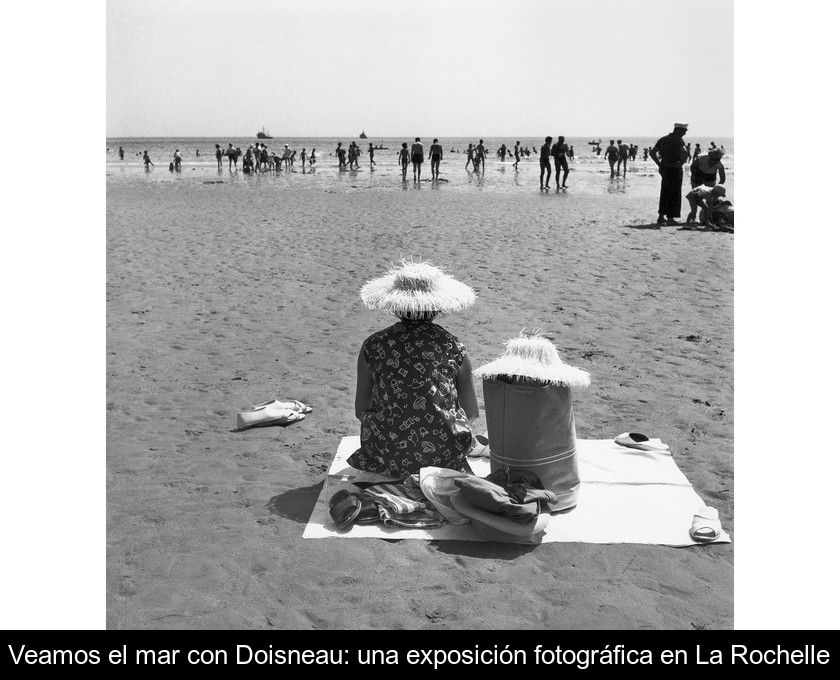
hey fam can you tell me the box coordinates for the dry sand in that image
[107,179,733,629]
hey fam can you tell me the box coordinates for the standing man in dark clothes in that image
[650,122,689,225]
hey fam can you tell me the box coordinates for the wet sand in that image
[107,179,733,629]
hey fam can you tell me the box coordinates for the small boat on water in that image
[257,127,272,139]
[359,130,368,139]
[588,139,601,145]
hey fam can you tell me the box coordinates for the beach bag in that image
[482,378,580,512]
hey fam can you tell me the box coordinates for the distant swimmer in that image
[369,143,376,167]
[118,146,124,161]
[310,148,316,166]
[335,142,346,169]
[513,141,521,169]
[551,135,570,189]
[196,148,200,157]
[693,143,701,160]
[301,148,307,169]
[227,143,238,171]
[498,143,507,163]
[540,136,553,190]
[244,145,255,173]
[617,139,629,177]
[411,137,424,181]
[643,147,649,161]
[568,145,575,160]
[629,144,637,162]
[398,142,409,181]
[143,150,154,171]
[465,143,475,170]
[282,144,293,170]
[605,140,619,178]
[215,144,223,170]
[476,139,486,172]
[174,149,182,172]
[429,138,442,180]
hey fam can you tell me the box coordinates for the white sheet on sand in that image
[302,436,731,546]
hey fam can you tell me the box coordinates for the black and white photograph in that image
[101,0,734,629]
[5,0,840,637]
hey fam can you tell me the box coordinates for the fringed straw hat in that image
[474,330,591,387]
[360,259,476,315]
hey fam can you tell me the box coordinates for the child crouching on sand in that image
[686,184,727,226]
[348,260,479,476]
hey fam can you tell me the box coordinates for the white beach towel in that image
[303,436,731,546]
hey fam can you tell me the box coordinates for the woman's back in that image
[349,320,473,475]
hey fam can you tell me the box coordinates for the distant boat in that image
[257,127,272,139]
[359,130,368,139]
[588,139,601,145]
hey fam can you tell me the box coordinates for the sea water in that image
[105,136,734,198]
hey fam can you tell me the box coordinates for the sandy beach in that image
[106,176,733,629]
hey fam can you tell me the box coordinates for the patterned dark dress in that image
[348,320,473,475]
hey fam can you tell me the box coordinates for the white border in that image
[0,1,104,629]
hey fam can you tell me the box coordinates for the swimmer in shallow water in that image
[539,136,552,190]
[429,138,442,180]
[411,137,424,181]
[398,142,409,181]
[605,140,619,178]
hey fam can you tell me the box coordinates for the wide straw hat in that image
[474,331,591,387]
[360,259,476,315]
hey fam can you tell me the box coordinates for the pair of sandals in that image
[329,489,380,531]
[235,398,312,430]
[614,432,671,454]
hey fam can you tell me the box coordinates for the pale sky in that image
[106,0,733,138]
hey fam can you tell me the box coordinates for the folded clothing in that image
[454,475,557,524]
[361,482,447,529]
[418,467,473,525]
[450,491,550,544]
[377,505,447,529]
[485,469,555,505]
[362,483,429,514]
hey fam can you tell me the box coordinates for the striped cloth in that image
[363,483,447,529]
[362,483,429,514]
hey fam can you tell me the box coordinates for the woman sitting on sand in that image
[349,260,479,476]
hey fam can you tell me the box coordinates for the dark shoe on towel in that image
[329,489,362,531]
